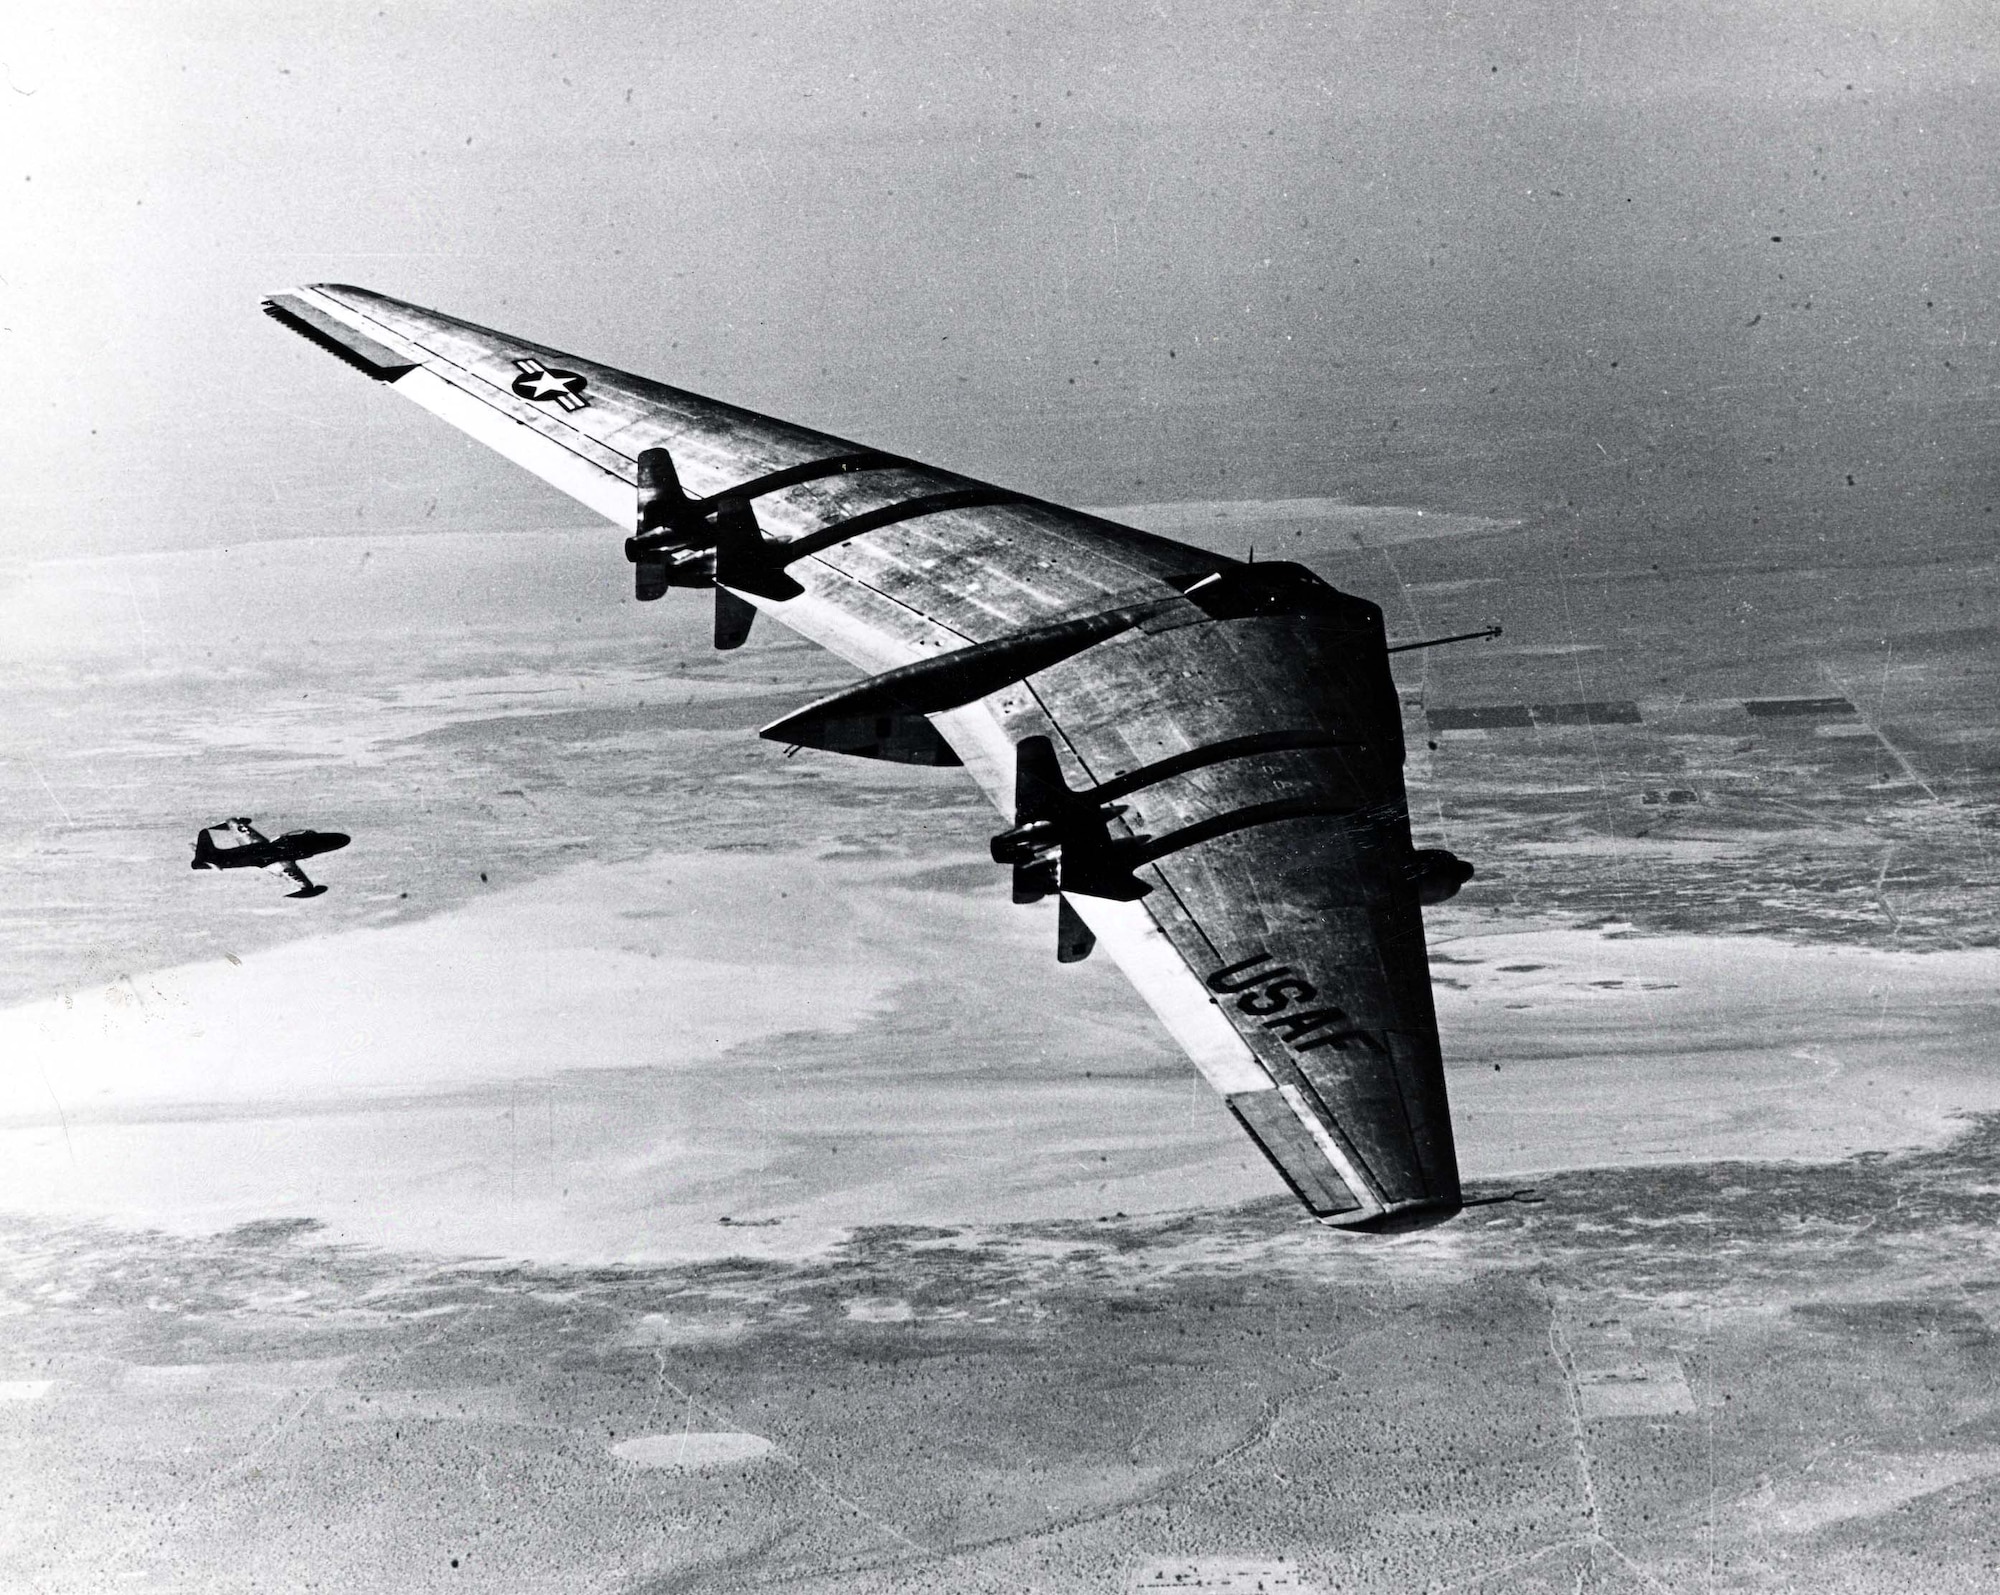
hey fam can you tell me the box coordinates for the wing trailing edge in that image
[263,294,417,381]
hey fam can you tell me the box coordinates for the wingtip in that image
[1318,1197,1463,1235]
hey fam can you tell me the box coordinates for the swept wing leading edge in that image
[264,284,1462,1229]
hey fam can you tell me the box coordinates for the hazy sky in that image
[5,1,1996,557]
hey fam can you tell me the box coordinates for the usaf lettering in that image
[1204,951,1384,1055]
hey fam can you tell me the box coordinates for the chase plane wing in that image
[264,860,323,898]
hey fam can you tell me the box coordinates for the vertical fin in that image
[1011,735,1065,902]
[634,560,671,602]
[714,588,757,650]
[1056,895,1096,962]
[636,447,691,533]
[1013,734,1069,824]
[635,446,693,601]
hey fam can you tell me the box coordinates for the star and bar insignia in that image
[510,357,590,412]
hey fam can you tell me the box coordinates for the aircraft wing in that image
[262,283,1460,1228]
[225,818,270,845]
[266,860,323,898]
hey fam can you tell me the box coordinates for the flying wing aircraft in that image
[191,816,349,899]
[263,284,1477,1230]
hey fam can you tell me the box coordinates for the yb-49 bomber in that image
[265,284,1478,1231]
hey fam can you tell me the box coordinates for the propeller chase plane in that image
[263,284,1478,1231]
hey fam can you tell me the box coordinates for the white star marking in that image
[521,371,577,401]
